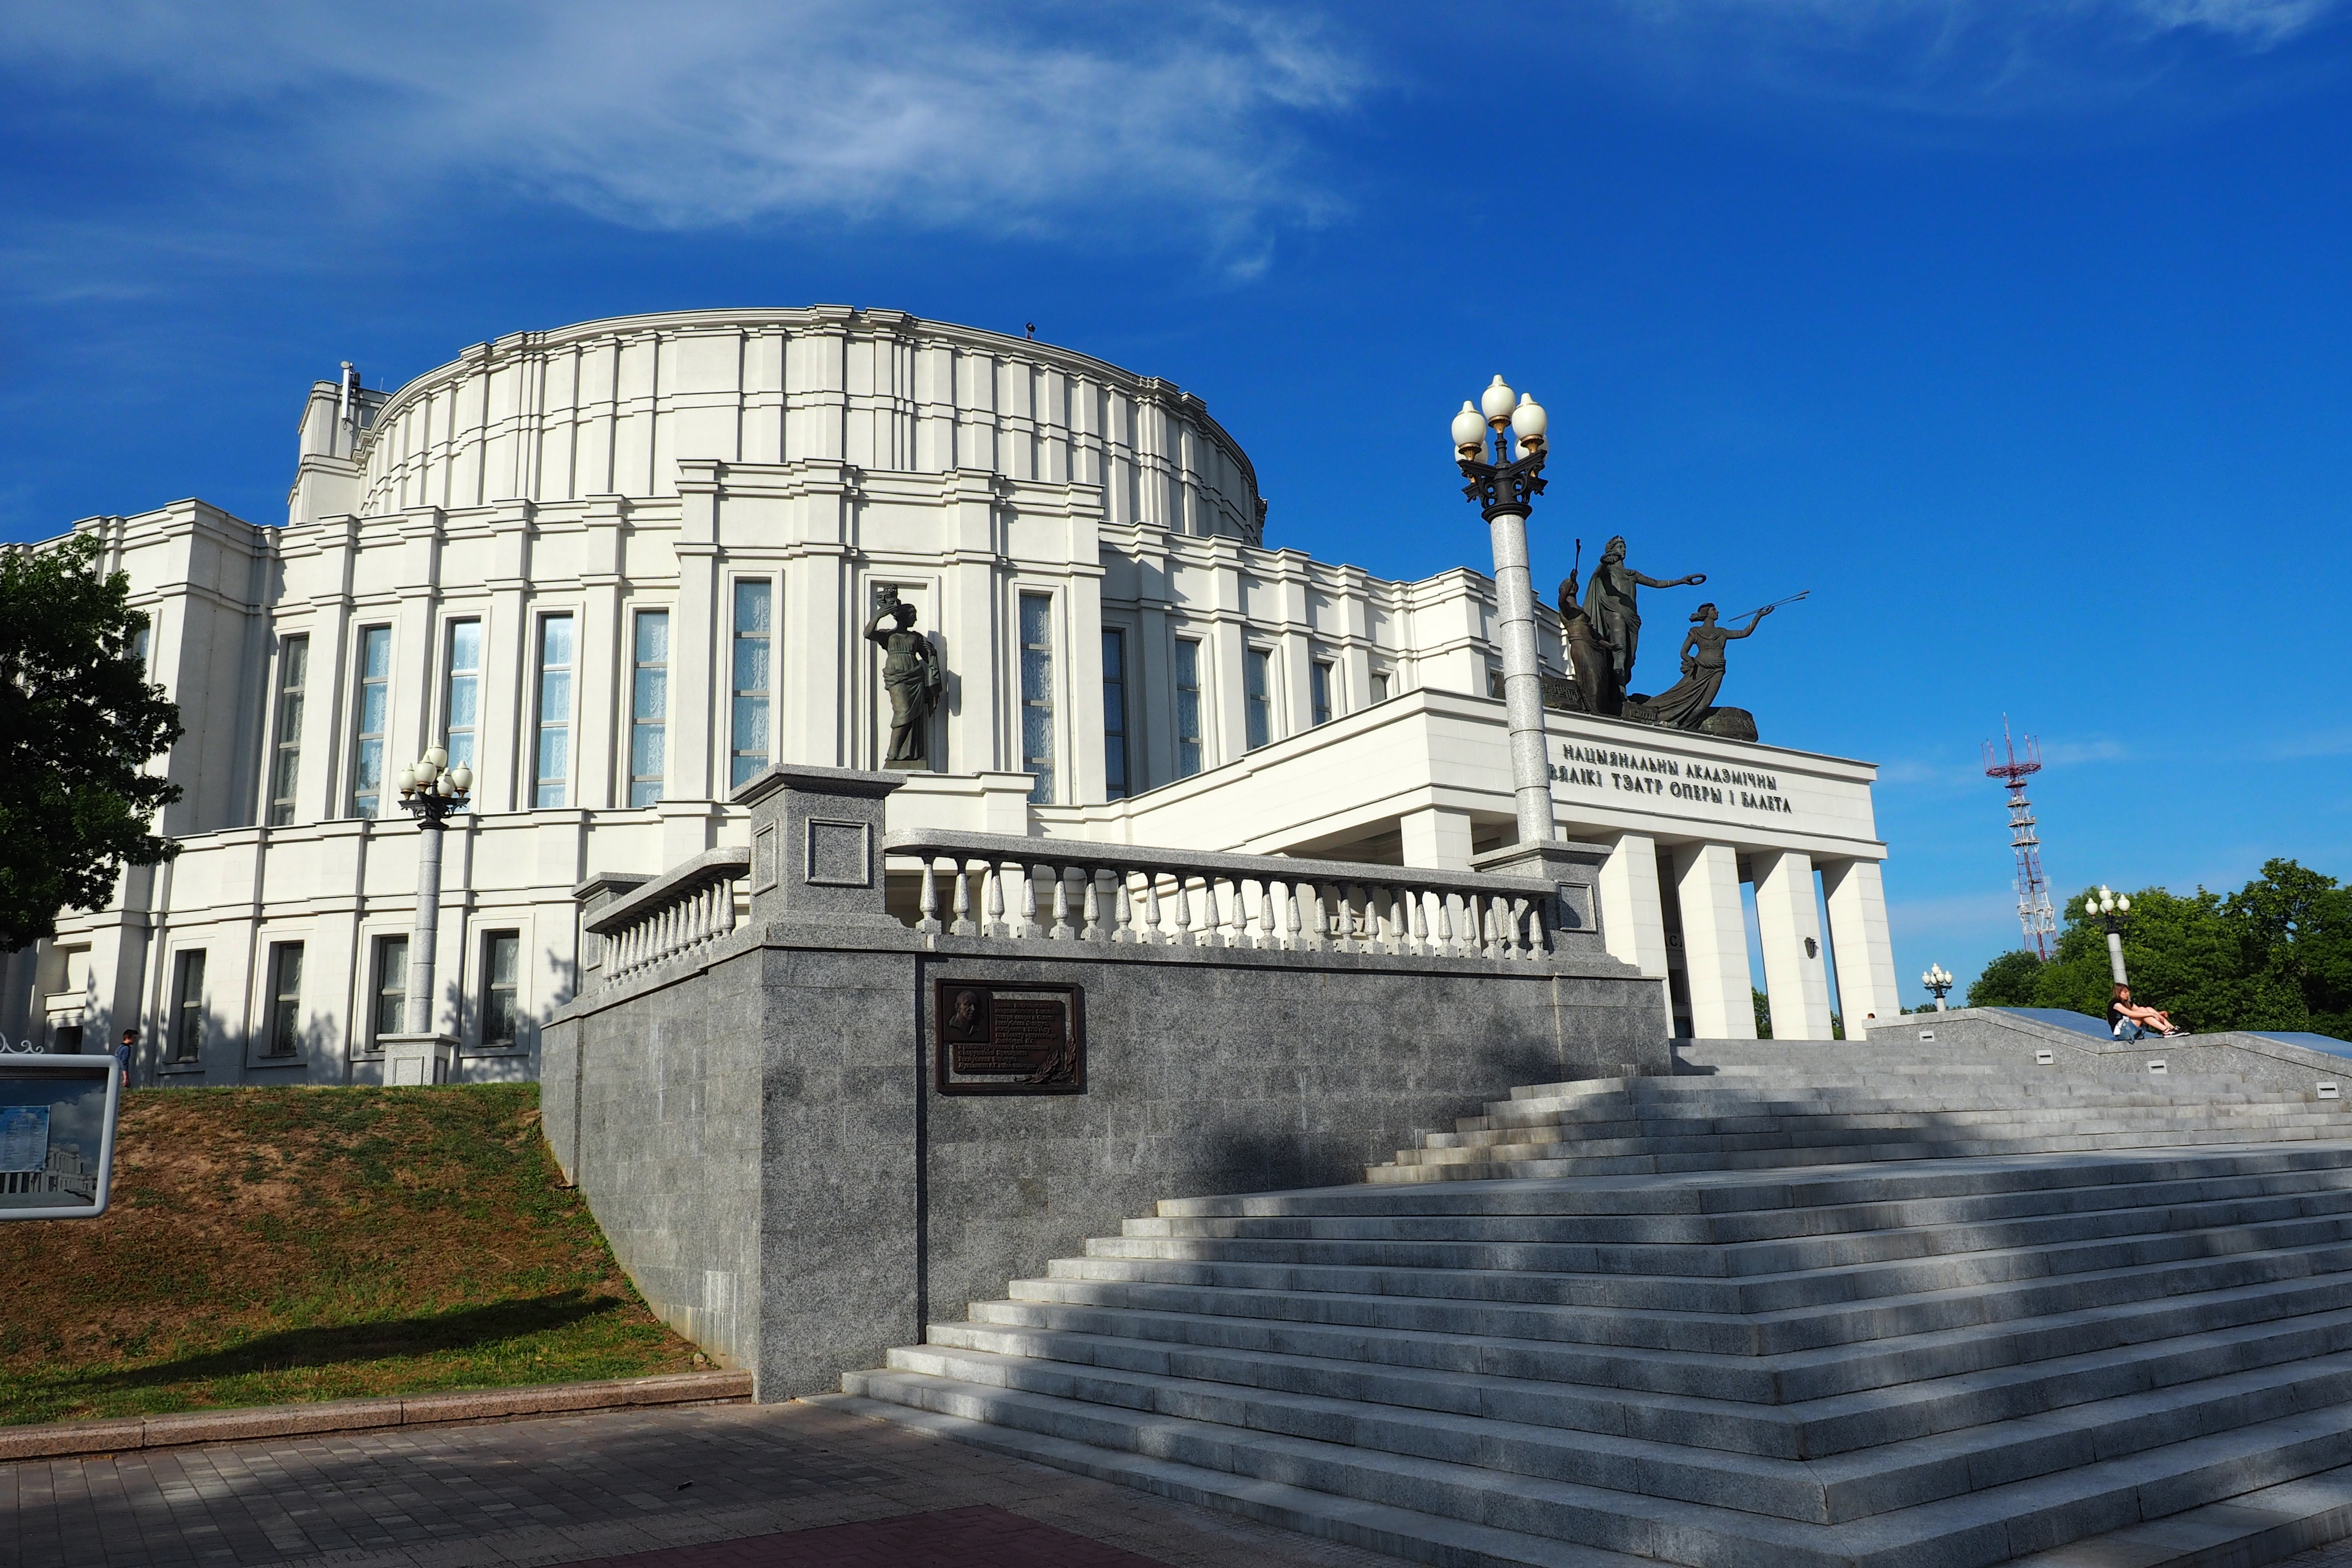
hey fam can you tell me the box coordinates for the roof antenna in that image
[338,361,356,427]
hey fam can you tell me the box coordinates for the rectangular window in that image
[265,943,304,1058]
[1244,648,1273,751]
[268,635,308,826]
[350,626,391,818]
[131,621,150,674]
[1173,638,1204,779]
[481,931,520,1047]
[1101,629,1129,801]
[372,936,408,1043]
[730,581,772,789]
[168,951,205,1063]
[442,620,481,773]
[630,609,669,807]
[1371,671,1391,703]
[1312,659,1335,727]
[533,615,574,808]
[1019,593,1055,804]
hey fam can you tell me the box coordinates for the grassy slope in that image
[0,1084,697,1426]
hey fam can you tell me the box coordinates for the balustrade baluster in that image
[1373,886,1395,955]
[1197,876,1221,948]
[1082,870,1105,942]
[1301,884,1326,952]
[1256,880,1277,949]
[1221,878,1245,948]
[1509,896,1531,959]
[951,863,974,936]
[1168,874,1191,946]
[917,860,941,935]
[985,864,1008,938]
[1409,889,1430,956]
[1141,874,1163,944]
[1048,866,1072,940]
[1482,896,1503,959]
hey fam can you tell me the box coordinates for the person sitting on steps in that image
[2108,983,2182,1040]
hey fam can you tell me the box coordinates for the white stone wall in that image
[4,306,1896,1080]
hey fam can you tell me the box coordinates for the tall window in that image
[630,610,669,807]
[481,932,520,1047]
[131,621,150,673]
[1371,671,1391,703]
[533,615,574,808]
[265,943,304,1058]
[372,936,408,1043]
[1312,659,1335,727]
[268,635,307,826]
[442,620,481,772]
[1101,629,1129,801]
[350,626,390,818]
[168,951,205,1063]
[730,581,772,789]
[1174,638,1204,779]
[1244,647,1273,751]
[1019,593,1055,804]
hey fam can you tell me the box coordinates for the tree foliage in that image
[1961,861,2352,1039]
[1,533,183,950]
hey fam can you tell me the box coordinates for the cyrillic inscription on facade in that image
[935,980,1086,1095]
[1549,742,1795,815]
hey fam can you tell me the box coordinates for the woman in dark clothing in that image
[2108,983,2180,1039]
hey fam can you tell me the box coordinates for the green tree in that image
[1753,987,1772,1039]
[2223,860,2352,1039]
[1,533,183,950]
[2029,884,2301,1034]
[1967,948,2045,1009]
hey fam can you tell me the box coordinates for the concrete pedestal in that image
[377,1033,457,1086]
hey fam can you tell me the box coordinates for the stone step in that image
[815,1391,2352,1568]
[879,1337,2352,1523]
[1407,1109,2349,1154]
[1124,1160,2352,1244]
[1013,1234,2352,1358]
[927,1295,2352,1465]
[837,1365,2352,1568]
[969,1266,2352,1409]
[1155,1144,2352,1220]
[1370,1129,2344,1182]
[1085,1183,2352,1280]
[1452,1096,2343,1136]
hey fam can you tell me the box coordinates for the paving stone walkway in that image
[0,1399,1410,1568]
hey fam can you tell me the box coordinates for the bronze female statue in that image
[1631,601,1771,730]
[865,597,942,767]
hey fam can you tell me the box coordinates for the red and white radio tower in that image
[1984,720,2057,959]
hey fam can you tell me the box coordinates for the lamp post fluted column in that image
[396,746,473,1041]
[1454,376,1553,847]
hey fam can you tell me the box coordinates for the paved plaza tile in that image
[0,1399,1408,1568]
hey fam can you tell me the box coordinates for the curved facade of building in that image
[6,306,1900,1083]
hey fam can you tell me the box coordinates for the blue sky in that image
[5,1,2348,1007]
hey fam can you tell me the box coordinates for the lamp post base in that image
[375,1033,458,1087]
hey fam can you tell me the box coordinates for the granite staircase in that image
[826,1050,2352,1568]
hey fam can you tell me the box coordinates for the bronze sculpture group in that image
[1551,535,1786,742]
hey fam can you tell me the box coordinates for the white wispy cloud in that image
[0,2,1368,269]
[1586,0,2344,117]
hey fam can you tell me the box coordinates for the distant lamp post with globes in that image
[1451,375,1553,847]
[380,745,472,1085]
[2089,885,2133,986]
[1922,964,1955,1012]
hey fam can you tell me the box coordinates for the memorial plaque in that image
[935,979,1085,1095]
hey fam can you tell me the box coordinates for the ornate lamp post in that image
[1922,963,1955,1012]
[394,746,472,1040]
[2088,885,2132,986]
[1453,376,1553,847]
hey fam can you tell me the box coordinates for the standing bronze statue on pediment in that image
[1582,535,1705,695]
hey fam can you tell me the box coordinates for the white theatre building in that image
[2,306,1899,1082]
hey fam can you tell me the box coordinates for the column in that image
[1596,831,1670,977]
[1399,806,1476,871]
[1752,848,1835,1041]
[1822,857,1901,1031]
[1672,842,1754,1040]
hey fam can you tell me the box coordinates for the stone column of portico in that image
[1596,832,1671,978]
[1399,806,1476,871]
[1672,843,1755,1039]
[1752,848,1836,1040]
[1821,857,1902,1030]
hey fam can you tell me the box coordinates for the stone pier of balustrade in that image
[581,848,750,990]
[880,830,1601,962]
